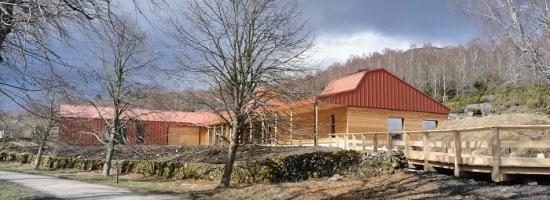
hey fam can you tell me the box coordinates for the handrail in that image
[323,124,550,183]
[328,124,550,136]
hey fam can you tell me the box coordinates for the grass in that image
[0,179,56,200]
[0,162,370,199]
[0,180,29,200]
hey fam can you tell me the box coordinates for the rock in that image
[500,193,517,198]
[537,153,545,159]
[391,161,399,168]
[527,181,538,186]
[329,174,343,182]
[451,195,464,200]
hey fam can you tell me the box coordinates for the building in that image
[212,68,450,144]
[60,68,450,146]
[58,105,218,145]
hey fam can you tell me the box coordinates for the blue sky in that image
[1,0,477,111]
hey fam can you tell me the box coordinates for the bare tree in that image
[0,1,111,106]
[81,15,154,176]
[0,1,167,113]
[30,76,60,170]
[456,0,550,82]
[171,0,311,187]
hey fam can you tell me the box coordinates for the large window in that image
[422,120,438,130]
[387,117,404,132]
[387,117,404,140]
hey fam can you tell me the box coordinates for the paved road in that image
[0,170,181,200]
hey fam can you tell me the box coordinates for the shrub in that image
[492,84,550,114]
[447,93,486,113]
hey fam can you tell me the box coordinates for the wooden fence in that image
[325,125,550,182]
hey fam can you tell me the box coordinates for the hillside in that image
[440,113,550,129]
[293,42,550,114]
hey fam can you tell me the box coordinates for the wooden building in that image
[229,68,451,144]
[58,105,218,145]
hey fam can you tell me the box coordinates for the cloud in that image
[310,31,456,68]
[309,31,450,68]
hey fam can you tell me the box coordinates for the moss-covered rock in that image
[0,150,406,183]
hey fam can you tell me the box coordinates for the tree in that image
[30,77,60,170]
[82,16,154,176]
[0,1,111,105]
[0,1,166,112]
[456,0,550,82]
[171,0,311,187]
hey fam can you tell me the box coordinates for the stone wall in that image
[0,150,407,183]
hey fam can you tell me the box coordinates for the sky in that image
[298,0,476,66]
[120,0,477,68]
[1,0,477,111]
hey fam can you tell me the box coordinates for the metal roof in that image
[317,68,450,115]
[59,104,218,125]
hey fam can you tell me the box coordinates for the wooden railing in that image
[326,125,550,182]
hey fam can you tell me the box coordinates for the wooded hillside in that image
[294,39,550,114]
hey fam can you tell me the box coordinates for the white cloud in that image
[309,31,449,68]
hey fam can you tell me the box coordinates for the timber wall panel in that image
[199,127,209,145]
[347,107,448,133]
[279,106,347,141]
[168,126,201,145]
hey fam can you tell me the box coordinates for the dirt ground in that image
[0,141,339,164]
[440,113,550,129]
[327,171,550,200]
[2,161,550,200]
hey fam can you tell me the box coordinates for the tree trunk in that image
[103,139,115,176]
[220,124,240,187]
[33,142,45,170]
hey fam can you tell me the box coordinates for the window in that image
[422,120,438,130]
[330,114,336,138]
[387,117,404,140]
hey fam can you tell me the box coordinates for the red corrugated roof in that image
[319,71,366,96]
[59,104,219,125]
[317,68,451,114]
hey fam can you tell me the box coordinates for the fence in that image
[323,125,550,182]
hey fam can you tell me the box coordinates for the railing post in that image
[423,131,433,172]
[403,131,409,157]
[361,134,366,151]
[373,133,378,152]
[329,134,333,147]
[386,132,393,151]
[344,133,348,150]
[453,130,462,177]
[352,134,357,149]
[491,127,502,182]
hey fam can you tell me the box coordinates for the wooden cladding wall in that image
[346,107,448,133]
[59,118,105,145]
[168,127,200,145]
[278,106,348,141]
[59,117,207,145]
[318,69,450,115]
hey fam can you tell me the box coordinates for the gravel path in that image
[330,171,550,200]
[0,170,181,200]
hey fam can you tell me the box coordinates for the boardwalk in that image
[310,125,550,182]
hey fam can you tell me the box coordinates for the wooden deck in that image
[307,125,550,182]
